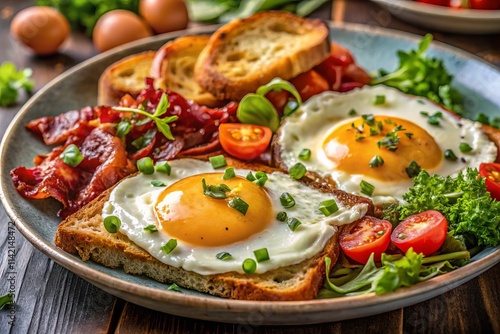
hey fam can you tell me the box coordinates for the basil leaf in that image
[237,94,280,132]
[255,77,302,106]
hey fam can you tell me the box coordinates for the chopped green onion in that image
[155,161,171,175]
[228,197,249,215]
[298,148,311,161]
[131,129,155,150]
[360,180,375,196]
[348,108,358,116]
[246,171,268,186]
[369,155,384,168]
[161,239,177,254]
[420,111,430,117]
[318,199,339,217]
[242,258,257,274]
[287,217,301,231]
[209,155,227,169]
[60,144,84,167]
[427,112,442,126]
[280,192,295,208]
[202,178,229,199]
[103,216,121,233]
[405,161,421,178]
[137,157,154,174]
[405,133,414,139]
[459,142,473,153]
[276,211,288,222]
[362,114,375,126]
[144,224,158,233]
[374,95,386,105]
[168,283,181,292]
[289,162,307,179]
[216,252,232,261]
[253,248,270,262]
[476,113,490,125]
[444,149,458,161]
[116,118,132,138]
[151,180,166,187]
[223,167,236,180]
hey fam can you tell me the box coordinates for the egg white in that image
[276,85,497,203]
[102,159,368,275]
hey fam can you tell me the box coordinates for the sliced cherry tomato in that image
[479,162,500,200]
[391,210,448,256]
[290,70,330,101]
[329,42,355,66]
[415,0,450,6]
[219,123,272,160]
[339,216,392,264]
[468,0,500,9]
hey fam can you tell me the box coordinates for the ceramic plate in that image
[1,23,500,326]
[372,0,500,34]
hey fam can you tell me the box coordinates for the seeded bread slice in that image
[194,11,330,101]
[150,35,225,107]
[54,159,374,301]
[97,51,163,106]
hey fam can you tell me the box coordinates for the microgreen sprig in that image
[113,93,178,140]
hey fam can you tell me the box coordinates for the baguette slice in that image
[54,158,374,301]
[151,35,225,107]
[194,11,330,101]
[98,51,162,106]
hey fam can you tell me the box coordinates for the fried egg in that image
[102,159,368,275]
[276,85,497,203]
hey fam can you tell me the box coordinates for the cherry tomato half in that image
[339,216,393,264]
[219,123,272,160]
[391,210,448,256]
[479,162,500,200]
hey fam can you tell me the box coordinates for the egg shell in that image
[92,10,153,52]
[10,6,70,55]
[139,0,189,34]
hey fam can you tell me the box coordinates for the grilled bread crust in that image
[194,11,330,101]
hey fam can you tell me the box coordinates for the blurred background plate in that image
[371,0,500,34]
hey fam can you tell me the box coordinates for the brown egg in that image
[10,6,70,55]
[92,10,153,52]
[139,0,189,34]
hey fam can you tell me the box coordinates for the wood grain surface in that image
[1,0,499,333]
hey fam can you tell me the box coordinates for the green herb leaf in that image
[228,197,249,215]
[459,142,473,153]
[202,178,229,199]
[255,77,302,107]
[0,62,34,106]
[369,155,384,168]
[151,180,166,187]
[116,118,132,138]
[444,149,458,161]
[246,171,268,186]
[236,94,280,132]
[103,216,121,233]
[168,283,182,292]
[405,161,421,178]
[60,144,84,167]
[0,293,14,309]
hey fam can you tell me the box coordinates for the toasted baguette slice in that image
[194,11,330,101]
[98,51,162,106]
[150,35,225,107]
[54,158,374,301]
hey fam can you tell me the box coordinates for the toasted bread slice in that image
[151,35,225,107]
[54,158,374,301]
[98,51,162,106]
[194,11,330,101]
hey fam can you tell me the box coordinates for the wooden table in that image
[1,0,499,333]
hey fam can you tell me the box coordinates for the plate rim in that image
[1,21,500,325]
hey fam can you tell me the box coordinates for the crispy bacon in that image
[12,79,238,217]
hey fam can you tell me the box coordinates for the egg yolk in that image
[323,116,442,181]
[154,173,273,247]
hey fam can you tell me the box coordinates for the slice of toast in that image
[54,158,374,301]
[98,51,162,106]
[194,11,330,101]
[150,35,225,107]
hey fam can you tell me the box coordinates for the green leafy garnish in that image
[280,192,295,208]
[444,149,458,161]
[289,162,307,179]
[168,283,182,292]
[0,293,14,309]
[298,148,311,161]
[246,171,268,186]
[372,34,463,115]
[360,180,375,196]
[216,252,232,261]
[137,157,155,175]
[116,118,132,138]
[228,197,249,215]
[399,169,500,247]
[161,239,178,254]
[369,155,384,168]
[287,217,301,231]
[242,258,257,274]
[318,199,339,217]
[155,161,171,175]
[0,62,34,107]
[459,142,473,153]
[276,211,288,222]
[144,225,158,233]
[237,78,302,132]
[209,155,227,169]
[202,178,230,199]
[151,180,166,187]
[253,248,270,262]
[113,93,178,140]
[60,144,84,167]
[405,161,421,178]
[223,167,236,180]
